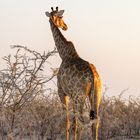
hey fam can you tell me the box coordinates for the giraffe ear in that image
[55,10,65,16]
[45,11,51,17]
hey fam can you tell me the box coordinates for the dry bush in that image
[99,89,140,140]
[0,47,140,140]
[0,86,140,140]
[0,46,57,140]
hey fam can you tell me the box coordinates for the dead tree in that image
[0,45,57,138]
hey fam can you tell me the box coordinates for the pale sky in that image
[0,0,140,98]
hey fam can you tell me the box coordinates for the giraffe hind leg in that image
[92,118,99,140]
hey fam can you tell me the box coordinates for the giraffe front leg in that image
[73,112,78,140]
[72,101,79,140]
[65,96,70,140]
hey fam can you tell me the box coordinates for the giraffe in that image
[45,7,102,140]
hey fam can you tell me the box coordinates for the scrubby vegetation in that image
[0,47,139,140]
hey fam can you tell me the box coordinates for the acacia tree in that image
[0,45,57,138]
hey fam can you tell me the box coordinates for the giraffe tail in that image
[89,64,102,120]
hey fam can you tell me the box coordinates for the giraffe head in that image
[45,7,68,31]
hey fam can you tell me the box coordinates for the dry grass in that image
[0,93,139,140]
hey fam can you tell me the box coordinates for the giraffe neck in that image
[49,19,79,61]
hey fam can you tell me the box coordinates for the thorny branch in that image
[0,46,58,132]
